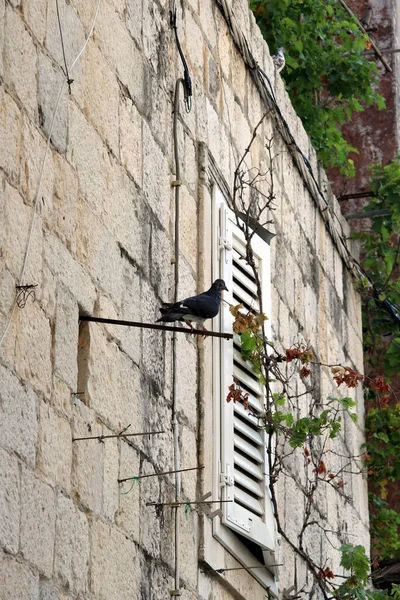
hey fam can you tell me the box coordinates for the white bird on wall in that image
[272,47,286,73]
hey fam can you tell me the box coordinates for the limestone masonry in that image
[0,0,368,598]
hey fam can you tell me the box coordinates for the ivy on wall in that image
[250,0,385,177]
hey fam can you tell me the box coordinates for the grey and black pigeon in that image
[272,47,285,73]
[156,279,228,331]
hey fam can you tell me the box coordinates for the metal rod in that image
[146,499,233,507]
[338,0,392,72]
[79,315,233,340]
[73,430,164,442]
[215,564,283,573]
[344,209,391,220]
[118,465,204,484]
[337,191,375,201]
[363,47,400,56]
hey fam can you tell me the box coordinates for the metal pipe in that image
[79,316,232,340]
[172,76,183,595]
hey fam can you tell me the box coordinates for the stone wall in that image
[0,0,368,599]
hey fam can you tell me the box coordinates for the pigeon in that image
[156,279,228,331]
[272,47,285,73]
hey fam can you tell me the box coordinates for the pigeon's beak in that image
[223,284,229,292]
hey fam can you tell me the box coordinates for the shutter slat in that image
[234,361,263,396]
[234,433,263,463]
[233,414,263,446]
[233,349,263,394]
[233,264,258,296]
[234,487,265,516]
[232,284,260,313]
[234,401,263,424]
[234,468,264,498]
[232,246,258,277]
[234,451,263,480]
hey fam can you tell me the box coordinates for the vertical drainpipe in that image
[172,77,183,596]
[170,7,192,594]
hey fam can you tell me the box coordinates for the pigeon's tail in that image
[158,303,174,315]
[156,308,184,323]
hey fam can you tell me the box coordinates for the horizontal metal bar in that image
[79,315,233,340]
[363,47,400,56]
[344,209,391,220]
[215,564,283,573]
[146,499,233,507]
[73,430,165,442]
[118,465,204,484]
[337,191,374,201]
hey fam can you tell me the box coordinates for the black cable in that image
[170,8,193,112]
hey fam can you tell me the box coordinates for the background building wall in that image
[0,0,368,598]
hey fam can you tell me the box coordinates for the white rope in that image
[0,0,102,349]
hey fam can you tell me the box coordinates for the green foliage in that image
[354,156,400,374]
[369,494,400,561]
[250,0,385,175]
[334,544,398,599]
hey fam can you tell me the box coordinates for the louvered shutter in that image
[214,191,276,552]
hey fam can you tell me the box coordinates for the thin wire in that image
[0,0,102,350]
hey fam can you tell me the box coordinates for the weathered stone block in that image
[176,334,198,430]
[22,0,47,43]
[140,279,166,392]
[0,363,38,467]
[20,115,55,208]
[54,285,79,391]
[54,492,89,595]
[67,102,110,209]
[51,154,79,253]
[119,97,142,187]
[142,120,171,231]
[185,9,204,77]
[90,518,140,599]
[102,436,119,521]
[179,426,197,501]
[3,181,43,286]
[0,90,22,184]
[72,398,103,513]
[0,552,39,600]
[44,229,97,314]
[96,0,146,112]
[20,466,56,577]
[38,52,68,154]
[37,400,72,491]
[142,0,163,69]
[4,6,37,119]
[179,187,198,270]
[46,0,85,69]
[82,323,143,429]
[116,441,140,541]
[14,300,52,397]
[0,447,19,554]
[139,459,161,558]
[0,0,4,77]
[83,41,120,155]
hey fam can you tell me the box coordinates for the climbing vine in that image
[226,123,398,598]
[250,0,385,177]
[353,157,400,565]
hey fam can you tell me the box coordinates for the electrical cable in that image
[170,7,193,113]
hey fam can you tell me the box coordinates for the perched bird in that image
[272,47,285,74]
[156,279,228,331]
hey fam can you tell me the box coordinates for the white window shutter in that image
[215,196,276,552]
